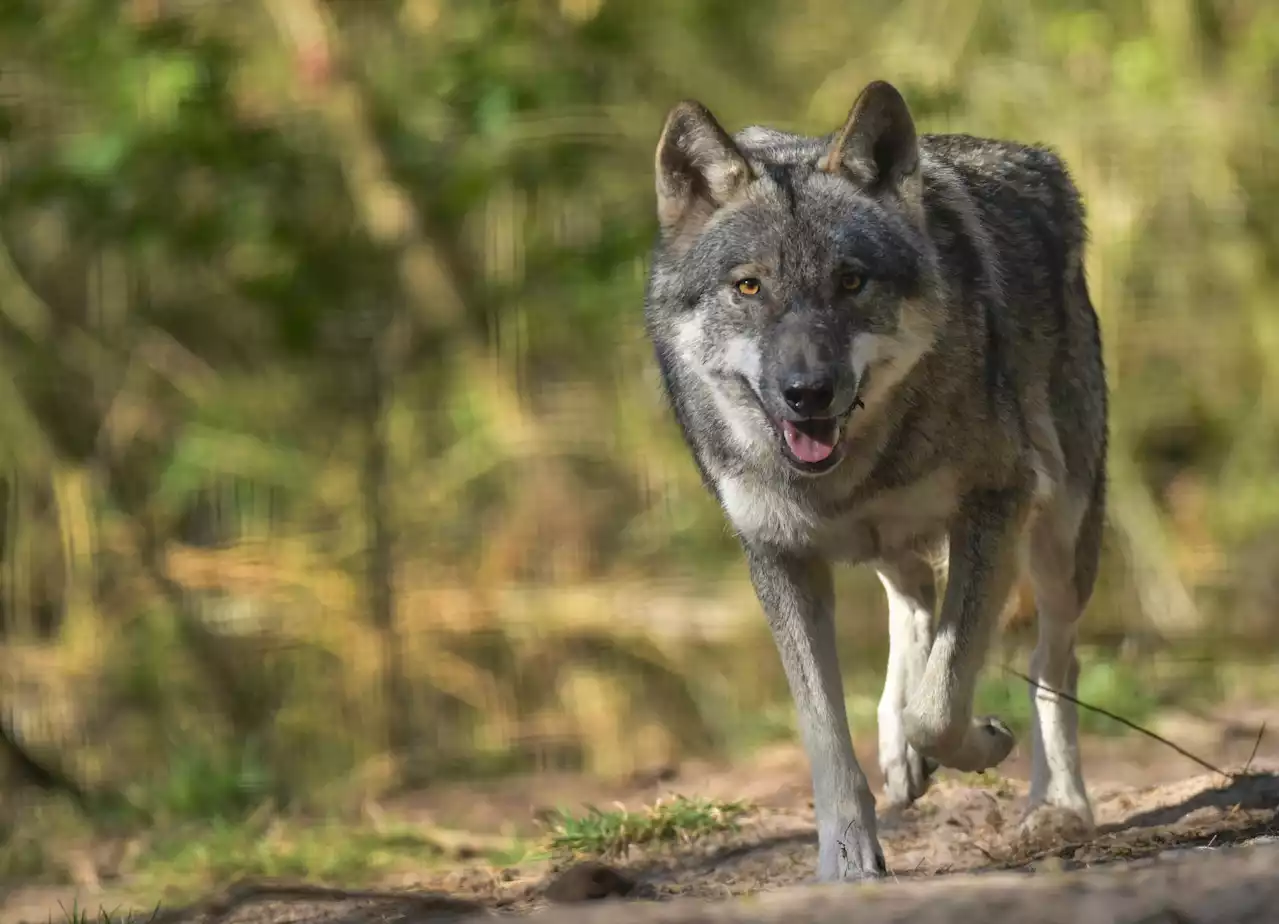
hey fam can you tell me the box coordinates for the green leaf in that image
[59,132,129,179]
[476,84,514,137]
[153,424,310,515]
[133,52,203,127]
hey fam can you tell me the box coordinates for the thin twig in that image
[1001,665,1229,780]
[1242,722,1267,775]
[971,843,1001,863]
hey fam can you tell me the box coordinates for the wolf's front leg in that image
[745,544,885,883]
[902,489,1027,772]
[876,553,938,810]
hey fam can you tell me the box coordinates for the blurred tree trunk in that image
[260,0,478,781]
[362,307,413,775]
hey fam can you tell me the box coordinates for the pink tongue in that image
[781,420,836,464]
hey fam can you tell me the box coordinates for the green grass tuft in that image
[540,795,751,859]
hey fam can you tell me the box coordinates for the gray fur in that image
[644,81,1109,883]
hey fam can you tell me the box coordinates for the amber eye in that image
[735,278,762,297]
[841,273,866,294]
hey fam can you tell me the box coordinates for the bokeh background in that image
[0,0,1276,899]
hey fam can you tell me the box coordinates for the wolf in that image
[643,80,1108,883]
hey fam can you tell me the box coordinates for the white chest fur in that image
[717,468,959,561]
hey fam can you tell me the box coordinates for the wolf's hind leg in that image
[1022,481,1100,835]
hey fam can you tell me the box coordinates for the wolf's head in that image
[646,81,942,477]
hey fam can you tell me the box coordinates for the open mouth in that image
[734,375,861,474]
[776,416,845,472]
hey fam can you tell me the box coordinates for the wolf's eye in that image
[735,278,762,297]
[841,273,866,294]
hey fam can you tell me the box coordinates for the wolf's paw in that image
[903,711,1016,773]
[973,715,1016,769]
[816,822,887,883]
[1017,803,1095,848]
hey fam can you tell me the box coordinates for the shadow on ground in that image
[1101,770,1278,832]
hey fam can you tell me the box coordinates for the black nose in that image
[782,375,835,416]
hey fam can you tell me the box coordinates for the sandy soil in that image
[2,700,1277,924]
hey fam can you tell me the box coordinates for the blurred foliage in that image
[0,0,1275,841]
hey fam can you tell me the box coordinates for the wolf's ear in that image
[820,81,919,193]
[655,101,752,238]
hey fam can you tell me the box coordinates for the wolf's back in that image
[921,132,1108,500]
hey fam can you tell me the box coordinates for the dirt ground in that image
[2,699,1278,924]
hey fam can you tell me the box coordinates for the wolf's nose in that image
[782,376,835,416]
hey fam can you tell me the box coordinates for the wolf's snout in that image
[774,366,849,469]
[781,375,836,417]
